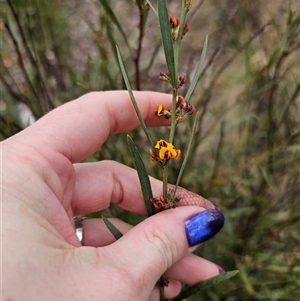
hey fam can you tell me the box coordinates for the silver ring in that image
[74,216,86,244]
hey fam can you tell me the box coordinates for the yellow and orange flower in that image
[155,104,166,117]
[155,104,171,119]
[154,139,181,160]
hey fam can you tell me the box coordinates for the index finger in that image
[27,91,172,162]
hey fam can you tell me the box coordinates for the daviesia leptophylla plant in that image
[116,1,237,300]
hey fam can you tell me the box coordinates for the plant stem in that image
[162,164,169,198]
[168,89,178,144]
[174,0,188,77]
[169,0,189,143]
[159,285,164,300]
[166,1,189,201]
[173,112,200,198]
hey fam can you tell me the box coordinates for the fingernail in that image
[184,209,225,247]
[216,264,225,274]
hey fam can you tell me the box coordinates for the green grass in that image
[1,0,299,300]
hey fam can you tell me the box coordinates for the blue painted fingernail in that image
[184,209,225,247]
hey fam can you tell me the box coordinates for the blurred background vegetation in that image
[1,0,299,300]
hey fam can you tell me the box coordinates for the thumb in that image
[104,206,224,295]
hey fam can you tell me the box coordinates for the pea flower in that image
[154,139,181,160]
[155,104,171,119]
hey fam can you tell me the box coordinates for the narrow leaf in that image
[173,111,200,198]
[145,0,158,18]
[185,36,208,102]
[174,270,239,300]
[102,216,123,240]
[157,0,176,86]
[116,46,154,147]
[174,270,239,301]
[98,0,130,50]
[127,135,156,216]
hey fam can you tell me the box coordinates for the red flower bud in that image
[169,16,180,28]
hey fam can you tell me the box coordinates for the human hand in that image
[2,91,224,301]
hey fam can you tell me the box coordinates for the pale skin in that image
[2,91,220,301]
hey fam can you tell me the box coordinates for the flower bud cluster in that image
[155,95,194,122]
[150,187,183,212]
[159,71,171,84]
[150,195,175,211]
[177,75,186,89]
[176,95,194,116]
[159,72,186,91]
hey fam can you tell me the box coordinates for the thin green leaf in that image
[102,216,123,240]
[157,0,176,86]
[127,135,156,217]
[185,36,208,102]
[98,0,130,50]
[173,111,200,198]
[145,0,158,17]
[174,270,239,300]
[116,46,154,147]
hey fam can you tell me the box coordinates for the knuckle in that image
[143,223,179,269]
